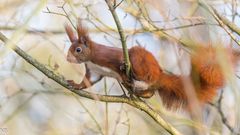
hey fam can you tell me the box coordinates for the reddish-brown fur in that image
[156,46,239,109]
[65,21,239,109]
[129,47,162,85]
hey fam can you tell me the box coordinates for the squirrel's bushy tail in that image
[157,46,240,109]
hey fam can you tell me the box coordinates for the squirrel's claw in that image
[119,61,126,72]
[67,80,83,90]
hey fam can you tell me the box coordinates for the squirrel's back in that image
[129,46,162,85]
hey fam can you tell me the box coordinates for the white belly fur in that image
[133,80,150,91]
[86,62,150,91]
[86,62,123,81]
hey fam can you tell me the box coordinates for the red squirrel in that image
[65,22,240,109]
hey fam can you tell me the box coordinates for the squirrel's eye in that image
[76,47,82,53]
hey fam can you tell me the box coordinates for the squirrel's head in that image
[65,22,92,64]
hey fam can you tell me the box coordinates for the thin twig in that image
[216,91,235,134]
[1,93,37,125]
[112,104,123,135]
[114,0,124,9]
[209,90,237,134]
[73,95,104,135]
[0,22,216,35]
[198,0,240,46]
[43,3,76,29]
[124,3,191,48]
[104,78,109,135]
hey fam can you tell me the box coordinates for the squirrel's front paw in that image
[67,80,82,90]
[67,80,75,86]
[119,61,126,72]
[123,79,134,88]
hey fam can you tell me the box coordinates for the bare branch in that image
[105,0,131,77]
[114,0,124,9]
[212,7,240,36]
[209,90,236,134]
[198,0,240,46]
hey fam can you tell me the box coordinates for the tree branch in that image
[198,0,240,46]
[105,0,131,77]
[0,32,182,135]
[211,6,240,36]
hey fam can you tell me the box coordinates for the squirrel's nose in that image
[67,53,78,63]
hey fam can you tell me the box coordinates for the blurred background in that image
[0,0,240,135]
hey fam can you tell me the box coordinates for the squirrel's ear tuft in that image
[77,20,88,40]
[79,36,88,47]
[77,19,89,47]
[65,24,77,42]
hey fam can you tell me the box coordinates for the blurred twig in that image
[1,93,37,125]
[198,0,240,46]
[0,26,65,34]
[104,78,109,135]
[43,3,76,29]
[0,22,216,35]
[124,3,192,48]
[84,5,119,39]
[209,90,237,134]
[122,108,131,135]
[112,104,123,135]
[213,7,240,36]
[73,94,104,135]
